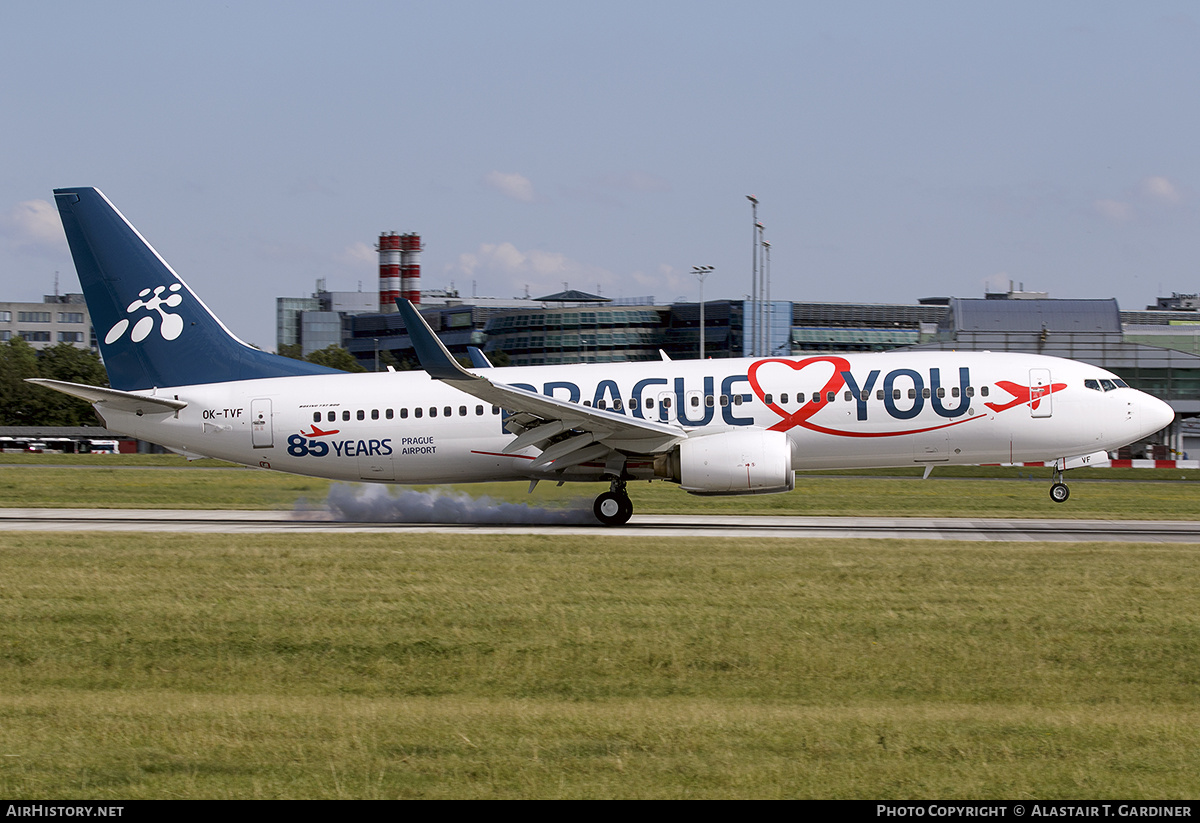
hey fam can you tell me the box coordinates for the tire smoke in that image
[310,482,596,525]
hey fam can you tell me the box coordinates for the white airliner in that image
[31,188,1175,525]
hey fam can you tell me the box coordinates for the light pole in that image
[746,195,758,358]
[762,240,771,355]
[755,221,765,355]
[374,338,379,372]
[691,266,713,359]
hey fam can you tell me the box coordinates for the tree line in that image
[0,338,110,426]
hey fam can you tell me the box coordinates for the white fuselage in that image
[99,351,1170,486]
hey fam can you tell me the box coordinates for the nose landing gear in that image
[593,479,633,526]
[1049,466,1070,503]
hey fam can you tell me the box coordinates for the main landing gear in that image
[593,478,633,526]
[1049,466,1070,504]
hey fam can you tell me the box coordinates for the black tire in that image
[1049,482,1070,503]
[593,491,633,526]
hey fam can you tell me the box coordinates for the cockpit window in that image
[1100,379,1117,392]
[1085,379,1101,391]
[1113,378,1129,388]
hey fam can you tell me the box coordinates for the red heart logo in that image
[748,356,852,432]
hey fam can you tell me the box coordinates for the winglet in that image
[467,347,493,368]
[396,299,475,382]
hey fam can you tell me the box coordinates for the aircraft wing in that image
[26,378,188,414]
[396,300,685,464]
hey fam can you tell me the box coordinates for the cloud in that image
[1094,199,1134,223]
[1,199,64,249]
[448,243,703,303]
[1140,175,1182,205]
[980,272,1012,295]
[1093,176,1184,225]
[451,241,618,297]
[483,171,535,202]
[341,241,376,266]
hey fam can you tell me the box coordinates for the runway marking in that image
[2,509,1199,542]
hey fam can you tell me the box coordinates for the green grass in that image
[0,452,237,467]
[1,533,1199,798]
[1,462,1198,519]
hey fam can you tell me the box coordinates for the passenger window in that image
[812,393,821,405]
[597,400,607,410]
[690,396,699,408]
[781,393,789,404]
[705,396,714,407]
[342,410,350,421]
[765,394,774,405]
[936,387,945,399]
[357,410,365,421]
[827,391,836,403]
[371,409,379,420]
[492,406,500,414]
[386,409,393,419]
[981,386,989,397]
[476,405,484,415]
[966,387,975,397]
[907,389,916,400]
[921,388,930,399]
[646,398,654,409]
[844,391,852,401]
[444,406,451,417]
[430,407,437,418]
[893,389,901,400]
[860,391,869,402]
[584,400,592,407]
[459,406,467,416]
[951,387,960,398]
[612,399,622,411]
[312,412,320,422]
[414,408,422,418]
[719,396,729,407]
[400,408,408,419]
[734,395,743,405]
[876,390,884,400]
[662,397,672,409]
[328,411,336,422]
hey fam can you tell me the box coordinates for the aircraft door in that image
[1029,369,1052,418]
[251,398,273,448]
[657,391,676,423]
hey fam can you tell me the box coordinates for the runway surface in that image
[4,508,1200,542]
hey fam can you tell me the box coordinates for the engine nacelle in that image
[655,429,795,495]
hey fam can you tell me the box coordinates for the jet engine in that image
[654,429,795,495]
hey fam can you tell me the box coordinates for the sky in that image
[2,1,1199,350]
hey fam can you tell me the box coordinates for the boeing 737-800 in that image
[30,188,1175,525]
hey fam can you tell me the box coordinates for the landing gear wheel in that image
[593,491,633,526]
[1049,482,1070,503]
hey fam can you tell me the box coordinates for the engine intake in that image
[654,429,795,495]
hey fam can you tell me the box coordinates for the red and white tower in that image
[400,233,422,305]
[377,232,401,313]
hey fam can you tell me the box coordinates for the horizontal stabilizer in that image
[26,378,187,414]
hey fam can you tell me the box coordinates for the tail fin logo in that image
[104,284,185,344]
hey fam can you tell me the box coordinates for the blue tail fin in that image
[54,188,341,391]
